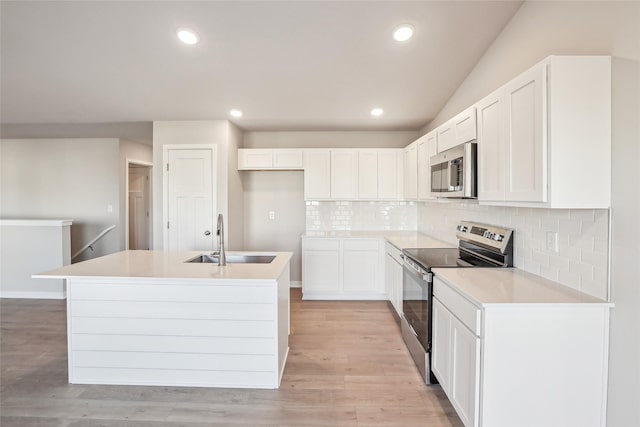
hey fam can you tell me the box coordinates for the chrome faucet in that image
[216,213,226,266]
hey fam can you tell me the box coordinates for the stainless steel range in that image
[400,221,514,384]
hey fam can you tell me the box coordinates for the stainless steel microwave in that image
[430,142,477,198]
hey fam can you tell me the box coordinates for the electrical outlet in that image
[107,204,113,213]
[269,211,275,220]
[546,232,559,253]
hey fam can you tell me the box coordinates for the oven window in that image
[402,266,430,350]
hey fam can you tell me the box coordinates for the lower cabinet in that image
[302,237,384,300]
[432,276,611,427]
[432,295,480,427]
[384,242,403,317]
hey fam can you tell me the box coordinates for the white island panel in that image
[65,261,290,389]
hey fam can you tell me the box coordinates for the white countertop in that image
[302,230,454,250]
[36,250,293,282]
[0,219,73,226]
[433,267,611,306]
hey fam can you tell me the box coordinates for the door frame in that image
[162,144,218,251]
[125,158,153,250]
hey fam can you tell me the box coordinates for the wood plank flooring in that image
[1,289,462,426]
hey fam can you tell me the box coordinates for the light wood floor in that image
[1,289,462,427]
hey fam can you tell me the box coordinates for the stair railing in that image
[71,225,116,261]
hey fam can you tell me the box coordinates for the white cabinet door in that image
[403,142,417,200]
[303,150,331,200]
[432,298,452,394]
[238,149,273,170]
[302,239,340,293]
[450,316,480,427]
[417,131,437,200]
[453,106,477,146]
[330,150,357,199]
[343,241,381,294]
[476,88,507,201]
[437,124,455,153]
[438,107,477,153]
[504,63,547,202]
[384,244,404,316]
[378,150,401,200]
[358,150,378,199]
[273,149,303,169]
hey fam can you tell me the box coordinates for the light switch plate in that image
[269,211,275,220]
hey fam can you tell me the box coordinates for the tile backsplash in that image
[418,200,610,300]
[304,199,610,300]
[306,201,417,231]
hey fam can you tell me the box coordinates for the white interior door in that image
[166,148,217,251]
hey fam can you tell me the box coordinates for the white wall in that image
[0,138,121,261]
[243,171,305,282]
[152,121,231,250]
[417,2,640,424]
[227,122,244,250]
[244,130,417,149]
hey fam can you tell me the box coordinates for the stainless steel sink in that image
[186,254,276,264]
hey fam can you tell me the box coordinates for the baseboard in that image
[289,281,302,288]
[0,291,66,300]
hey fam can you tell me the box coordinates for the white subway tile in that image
[540,265,560,281]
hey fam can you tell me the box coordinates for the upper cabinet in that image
[303,150,331,200]
[417,130,437,200]
[437,106,477,153]
[330,150,358,200]
[303,149,404,201]
[403,141,418,200]
[477,55,611,208]
[238,149,303,170]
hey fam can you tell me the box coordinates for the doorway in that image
[162,145,218,251]
[126,160,152,250]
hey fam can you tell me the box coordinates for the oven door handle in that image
[402,257,432,282]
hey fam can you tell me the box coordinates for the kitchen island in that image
[36,250,292,389]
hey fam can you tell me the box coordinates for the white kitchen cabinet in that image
[477,55,611,208]
[303,150,331,200]
[417,131,437,200]
[302,237,385,300]
[378,150,403,200]
[238,149,303,170]
[330,150,358,199]
[343,239,382,295]
[403,141,417,200]
[476,87,506,201]
[432,274,611,427]
[437,106,477,153]
[357,150,378,199]
[358,149,403,200]
[301,238,340,293]
[384,242,403,317]
[449,315,480,427]
[431,298,451,394]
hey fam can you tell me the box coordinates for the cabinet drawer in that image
[343,239,379,251]
[302,238,340,251]
[433,277,481,336]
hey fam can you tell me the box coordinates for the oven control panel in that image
[456,221,513,253]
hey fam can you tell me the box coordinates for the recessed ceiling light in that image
[230,109,243,118]
[393,24,414,42]
[177,28,199,45]
[371,108,384,117]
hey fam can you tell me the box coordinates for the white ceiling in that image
[0,1,522,133]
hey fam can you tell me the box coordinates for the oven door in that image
[402,258,431,352]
